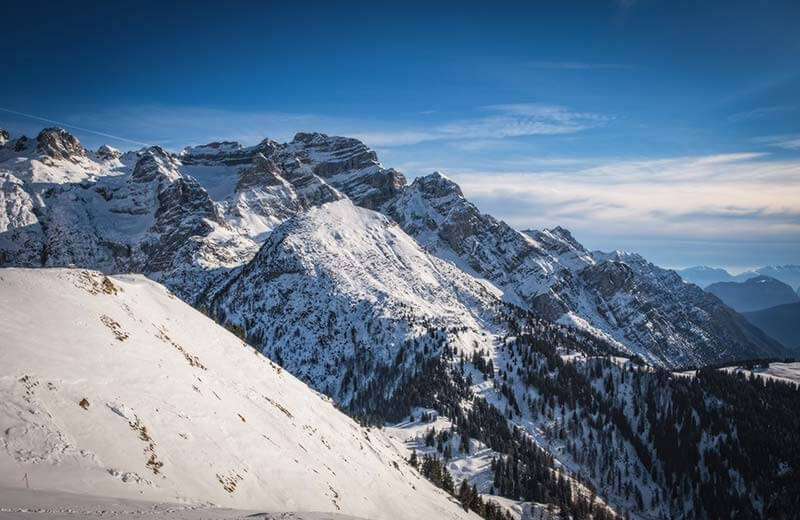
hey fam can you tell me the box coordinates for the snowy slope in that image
[0,268,479,520]
[206,199,502,404]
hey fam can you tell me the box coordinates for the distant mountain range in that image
[743,302,800,351]
[678,265,800,291]
[706,275,800,313]
[688,272,800,351]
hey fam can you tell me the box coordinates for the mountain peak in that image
[292,131,329,144]
[548,225,582,248]
[525,225,587,255]
[96,144,122,161]
[131,146,181,183]
[412,171,464,198]
[289,132,380,165]
[745,275,785,285]
[0,128,9,146]
[35,127,85,161]
[282,133,402,209]
[235,152,286,191]
[707,275,800,312]
[253,137,282,155]
[685,265,730,273]
[210,198,498,402]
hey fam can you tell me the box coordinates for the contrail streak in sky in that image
[0,107,151,147]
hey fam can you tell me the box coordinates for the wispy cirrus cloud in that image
[356,104,609,148]
[446,152,800,243]
[435,104,607,141]
[728,105,795,122]
[37,103,607,151]
[755,134,800,150]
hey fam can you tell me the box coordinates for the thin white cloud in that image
[446,153,800,242]
[357,105,607,146]
[728,105,795,122]
[61,103,606,150]
[756,134,800,150]
[434,104,607,141]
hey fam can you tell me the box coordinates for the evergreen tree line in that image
[499,307,800,519]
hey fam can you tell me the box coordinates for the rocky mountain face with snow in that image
[381,171,784,366]
[0,127,786,366]
[203,199,502,405]
[0,129,399,301]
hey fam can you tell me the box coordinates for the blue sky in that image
[2,0,799,271]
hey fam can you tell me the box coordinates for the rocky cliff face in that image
[35,127,86,162]
[0,134,256,300]
[287,132,407,209]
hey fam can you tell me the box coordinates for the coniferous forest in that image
[339,305,800,519]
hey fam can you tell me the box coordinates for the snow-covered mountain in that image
[0,267,480,520]
[707,275,800,313]
[755,265,800,294]
[0,127,787,368]
[0,129,396,302]
[381,171,785,366]
[678,264,800,292]
[675,266,741,288]
[0,129,257,300]
[203,199,502,405]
